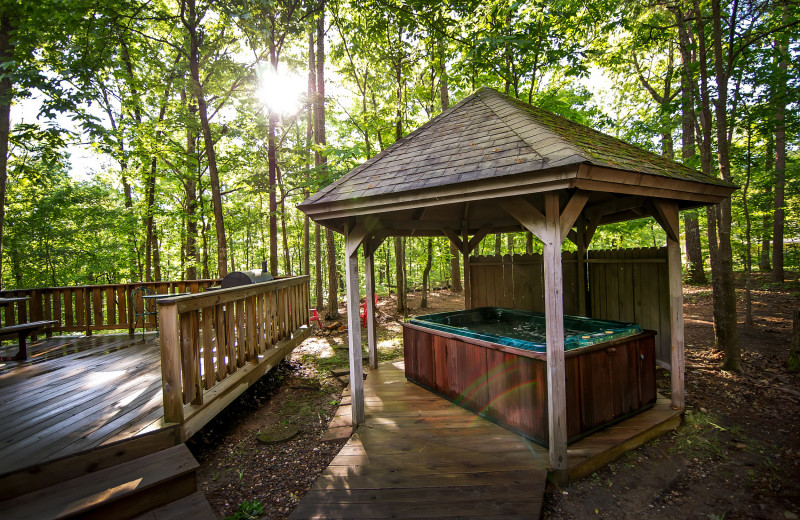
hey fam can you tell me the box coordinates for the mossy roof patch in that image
[300,87,733,209]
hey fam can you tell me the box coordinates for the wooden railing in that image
[157,276,311,437]
[0,280,219,335]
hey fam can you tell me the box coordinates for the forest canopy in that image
[0,0,798,343]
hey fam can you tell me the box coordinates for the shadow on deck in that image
[290,360,681,520]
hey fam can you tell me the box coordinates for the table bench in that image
[0,320,59,361]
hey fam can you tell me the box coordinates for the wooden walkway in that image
[0,333,167,475]
[291,360,682,519]
[290,360,549,519]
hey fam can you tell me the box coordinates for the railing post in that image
[84,287,92,336]
[159,301,184,424]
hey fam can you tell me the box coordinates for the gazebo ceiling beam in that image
[442,229,463,252]
[500,197,547,241]
[651,199,680,242]
[468,226,493,253]
[559,190,590,243]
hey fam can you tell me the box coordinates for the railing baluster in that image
[235,299,246,367]
[202,307,215,389]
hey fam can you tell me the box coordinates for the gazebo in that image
[298,87,734,481]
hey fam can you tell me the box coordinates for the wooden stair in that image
[0,430,216,520]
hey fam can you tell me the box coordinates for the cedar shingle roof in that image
[300,87,733,212]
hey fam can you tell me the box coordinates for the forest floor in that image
[188,274,800,520]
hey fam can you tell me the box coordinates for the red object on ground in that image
[309,308,321,329]
[360,294,379,327]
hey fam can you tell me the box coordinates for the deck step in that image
[2,444,199,520]
[130,491,217,520]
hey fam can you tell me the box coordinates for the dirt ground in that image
[189,277,800,520]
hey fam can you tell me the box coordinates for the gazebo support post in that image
[501,191,588,483]
[364,236,384,370]
[345,222,366,425]
[652,200,685,411]
[543,192,568,483]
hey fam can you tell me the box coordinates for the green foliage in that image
[1,0,798,301]
[224,499,264,520]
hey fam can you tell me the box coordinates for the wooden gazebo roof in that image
[299,87,734,234]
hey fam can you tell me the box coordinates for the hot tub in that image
[402,307,656,446]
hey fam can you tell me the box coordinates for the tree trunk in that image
[772,26,787,283]
[185,0,227,278]
[759,213,771,271]
[440,48,461,294]
[675,12,705,284]
[526,231,533,254]
[743,124,753,327]
[315,10,337,318]
[710,0,740,371]
[325,228,338,319]
[153,229,162,281]
[185,101,199,280]
[144,157,157,282]
[494,234,501,256]
[315,223,323,309]
[268,40,279,275]
[421,238,432,308]
[395,237,406,314]
[761,135,774,271]
[692,0,725,357]
[0,13,16,290]
[684,213,705,283]
[450,244,462,293]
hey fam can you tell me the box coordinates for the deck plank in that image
[289,361,548,520]
[291,360,682,520]
[0,334,168,475]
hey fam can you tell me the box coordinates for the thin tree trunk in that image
[761,135,774,271]
[268,39,279,275]
[772,24,787,283]
[315,11,337,318]
[185,0,227,278]
[422,239,432,308]
[153,228,162,281]
[710,0,740,371]
[693,0,725,355]
[185,97,199,280]
[684,214,705,283]
[743,121,753,326]
[440,49,461,294]
[0,13,16,290]
[760,213,771,271]
[144,157,157,282]
[494,234,501,256]
[303,31,314,278]
[526,232,533,254]
[675,13,705,284]
[395,237,406,313]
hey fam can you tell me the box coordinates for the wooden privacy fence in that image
[469,248,671,365]
[157,276,312,438]
[0,280,219,336]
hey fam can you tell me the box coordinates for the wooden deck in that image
[291,360,682,519]
[0,333,167,475]
[290,360,549,519]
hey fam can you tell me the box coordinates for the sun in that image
[258,64,306,116]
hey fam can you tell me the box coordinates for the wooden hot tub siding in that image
[402,323,657,446]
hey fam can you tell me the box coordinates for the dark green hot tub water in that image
[408,307,642,353]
